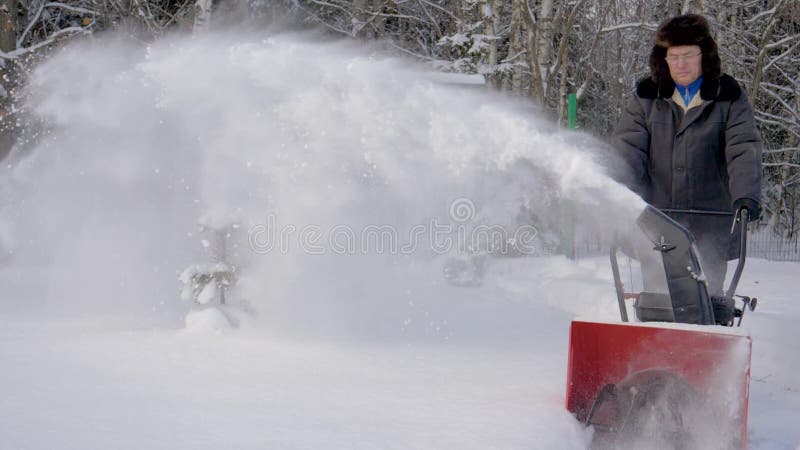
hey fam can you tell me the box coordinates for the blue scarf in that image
[675,76,703,106]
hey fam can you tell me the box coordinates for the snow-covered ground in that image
[0,31,797,449]
[1,256,797,450]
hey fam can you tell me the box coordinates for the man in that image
[613,14,762,323]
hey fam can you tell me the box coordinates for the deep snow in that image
[0,31,797,449]
[1,257,798,449]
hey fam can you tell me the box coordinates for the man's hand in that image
[733,198,761,221]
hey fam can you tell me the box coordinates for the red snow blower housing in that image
[566,206,756,449]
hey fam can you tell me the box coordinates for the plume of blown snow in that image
[2,30,644,334]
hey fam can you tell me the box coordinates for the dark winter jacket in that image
[612,74,762,259]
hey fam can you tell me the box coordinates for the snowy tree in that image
[179,210,244,327]
[179,261,235,306]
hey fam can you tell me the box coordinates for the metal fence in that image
[571,230,800,262]
[747,230,800,261]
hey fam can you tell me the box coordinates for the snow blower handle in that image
[725,208,749,303]
[660,207,750,303]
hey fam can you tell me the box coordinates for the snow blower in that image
[566,205,757,449]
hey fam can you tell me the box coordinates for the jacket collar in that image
[636,74,742,102]
[675,75,704,105]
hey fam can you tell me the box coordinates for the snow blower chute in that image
[566,206,756,449]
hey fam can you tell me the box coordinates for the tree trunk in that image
[715,1,728,57]
[480,0,499,89]
[558,54,567,126]
[523,4,544,105]
[491,0,502,86]
[508,0,525,94]
[0,0,15,52]
[772,92,800,236]
[615,27,624,117]
[551,0,586,123]
[0,0,17,161]
[193,0,213,31]
[749,0,785,105]
[537,0,554,96]
[352,0,368,37]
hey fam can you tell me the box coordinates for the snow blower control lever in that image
[611,206,756,327]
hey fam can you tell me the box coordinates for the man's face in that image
[666,45,703,86]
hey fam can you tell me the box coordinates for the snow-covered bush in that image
[178,209,248,328]
[178,261,235,305]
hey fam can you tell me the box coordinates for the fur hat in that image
[649,14,722,88]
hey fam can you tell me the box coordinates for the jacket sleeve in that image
[611,95,650,196]
[725,91,763,206]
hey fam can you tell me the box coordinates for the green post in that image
[561,93,578,259]
[567,93,577,130]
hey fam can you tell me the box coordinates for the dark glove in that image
[733,198,760,221]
